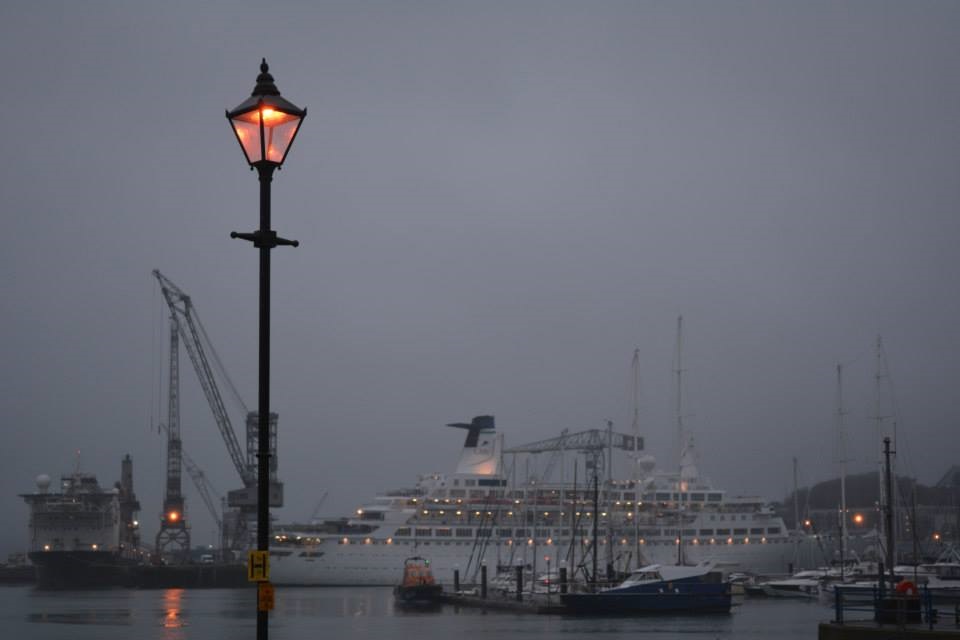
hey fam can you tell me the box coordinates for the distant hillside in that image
[781,471,958,516]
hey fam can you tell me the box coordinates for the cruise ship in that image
[271,417,810,586]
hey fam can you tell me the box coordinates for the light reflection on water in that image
[3,585,830,639]
[162,588,185,629]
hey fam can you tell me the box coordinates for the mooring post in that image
[453,569,460,593]
[559,567,567,594]
[515,566,523,601]
[481,565,487,599]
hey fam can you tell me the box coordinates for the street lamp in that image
[227,59,305,640]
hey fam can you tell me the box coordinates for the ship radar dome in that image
[35,474,51,492]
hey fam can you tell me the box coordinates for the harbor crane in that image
[153,270,283,551]
[158,420,226,557]
[505,425,643,584]
[155,315,191,561]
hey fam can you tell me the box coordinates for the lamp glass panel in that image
[263,115,301,163]
[230,116,263,163]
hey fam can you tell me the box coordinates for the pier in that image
[818,587,960,639]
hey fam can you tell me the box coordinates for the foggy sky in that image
[2,1,958,554]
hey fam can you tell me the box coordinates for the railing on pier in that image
[831,584,960,631]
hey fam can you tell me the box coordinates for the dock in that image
[439,590,566,614]
[818,588,960,639]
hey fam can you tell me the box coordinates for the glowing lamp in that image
[227,59,306,167]
[167,511,180,523]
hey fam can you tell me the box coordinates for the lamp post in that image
[227,59,305,640]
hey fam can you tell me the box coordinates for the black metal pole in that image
[231,164,297,640]
[883,437,896,588]
[256,164,273,640]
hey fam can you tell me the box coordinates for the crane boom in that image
[505,428,641,454]
[153,270,253,487]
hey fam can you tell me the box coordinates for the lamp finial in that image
[252,59,279,97]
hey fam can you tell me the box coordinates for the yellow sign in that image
[248,550,270,582]
[258,582,275,611]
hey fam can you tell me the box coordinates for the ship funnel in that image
[447,416,500,476]
[447,415,495,448]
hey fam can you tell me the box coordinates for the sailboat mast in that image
[875,336,898,552]
[793,456,800,571]
[837,363,848,578]
[592,459,599,584]
[632,348,641,570]
[883,437,896,586]
[676,316,684,468]
[675,315,685,565]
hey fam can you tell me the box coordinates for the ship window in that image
[716,528,730,535]
[682,529,696,536]
[449,489,465,498]
[415,528,432,537]
[435,528,452,537]
[465,480,476,487]
[455,528,472,537]
[515,528,527,537]
[394,528,411,537]
[707,493,723,502]
[497,529,512,537]
[690,493,705,502]
[453,480,459,486]
[750,528,764,535]
[733,528,747,535]
[655,493,671,501]
[360,511,384,521]
[767,527,781,534]
[699,529,714,536]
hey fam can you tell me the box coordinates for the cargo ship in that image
[21,455,142,589]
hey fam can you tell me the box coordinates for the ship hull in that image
[29,551,136,589]
[561,588,732,615]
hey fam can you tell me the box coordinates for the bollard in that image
[559,567,567,595]
[481,565,487,599]
[454,569,460,593]
[516,566,523,602]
